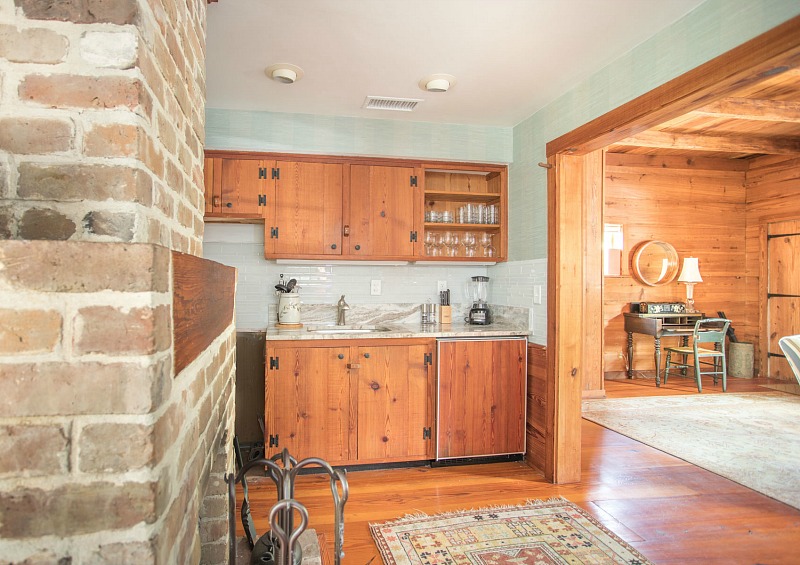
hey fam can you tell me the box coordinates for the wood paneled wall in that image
[525,343,547,474]
[745,155,800,376]
[603,154,748,375]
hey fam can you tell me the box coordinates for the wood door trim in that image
[547,15,800,156]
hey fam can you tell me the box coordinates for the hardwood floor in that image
[243,375,800,564]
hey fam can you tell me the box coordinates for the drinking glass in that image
[441,231,454,255]
[448,234,460,257]
[462,232,477,257]
[480,233,496,257]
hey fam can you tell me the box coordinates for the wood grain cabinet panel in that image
[203,156,222,214]
[348,165,418,257]
[265,344,352,464]
[220,158,273,216]
[437,338,527,459]
[355,343,434,462]
[268,161,344,257]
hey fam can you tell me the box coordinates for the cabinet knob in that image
[338,354,344,360]
[364,352,370,358]
[331,243,337,249]
[225,202,232,208]
[354,244,361,251]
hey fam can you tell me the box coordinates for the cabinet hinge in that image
[269,434,279,448]
[424,352,432,366]
[258,167,268,179]
[258,194,267,206]
[422,427,431,440]
[269,356,279,370]
[270,227,279,239]
[410,231,418,242]
[272,167,280,180]
[410,175,418,187]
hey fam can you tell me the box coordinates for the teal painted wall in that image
[205,108,513,163]
[509,0,800,261]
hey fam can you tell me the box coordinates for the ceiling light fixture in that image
[419,73,456,93]
[265,63,304,84]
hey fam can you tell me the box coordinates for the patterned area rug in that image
[582,392,800,509]
[370,498,651,564]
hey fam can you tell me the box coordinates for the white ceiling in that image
[205,0,706,127]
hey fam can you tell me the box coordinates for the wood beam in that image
[617,130,800,155]
[693,97,800,122]
[547,15,800,156]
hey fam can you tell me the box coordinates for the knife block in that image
[440,305,452,325]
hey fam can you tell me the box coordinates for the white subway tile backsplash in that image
[203,224,491,330]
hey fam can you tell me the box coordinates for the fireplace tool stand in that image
[227,446,349,565]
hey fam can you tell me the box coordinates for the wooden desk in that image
[624,312,704,386]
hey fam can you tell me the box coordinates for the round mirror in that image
[630,240,679,286]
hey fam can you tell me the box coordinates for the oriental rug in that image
[582,392,800,509]
[370,498,651,564]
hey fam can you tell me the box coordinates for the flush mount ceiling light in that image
[419,73,456,93]
[265,63,304,84]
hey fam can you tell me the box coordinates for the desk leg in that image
[654,337,662,387]
[627,332,634,379]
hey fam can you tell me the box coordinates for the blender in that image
[465,275,492,325]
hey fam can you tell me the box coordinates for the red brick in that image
[17,163,153,206]
[0,424,69,475]
[0,24,67,64]
[0,309,61,354]
[0,117,72,154]
[79,422,154,473]
[19,207,76,240]
[19,74,143,110]
[0,241,169,293]
[15,0,138,25]
[74,304,171,355]
[0,361,167,417]
[0,481,157,537]
[84,122,140,157]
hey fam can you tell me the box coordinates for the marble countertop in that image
[265,320,530,341]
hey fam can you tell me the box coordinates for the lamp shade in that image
[677,257,703,283]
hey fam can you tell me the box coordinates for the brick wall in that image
[0,1,235,563]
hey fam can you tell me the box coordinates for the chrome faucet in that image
[336,295,350,326]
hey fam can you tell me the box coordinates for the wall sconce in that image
[677,257,703,313]
[603,223,623,277]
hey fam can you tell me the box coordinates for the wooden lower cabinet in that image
[265,339,435,466]
[437,338,527,459]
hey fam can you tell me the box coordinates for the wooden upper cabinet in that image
[267,161,344,257]
[203,157,222,214]
[355,343,434,462]
[348,165,419,258]
[220,158,273,217]
[265,344,352,465]
[437,338,526,459]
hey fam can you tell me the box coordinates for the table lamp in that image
[678,257,703,313]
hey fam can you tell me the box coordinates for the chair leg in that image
[664,351,672,385]
[694,355,702,393]
[721,354,727,392]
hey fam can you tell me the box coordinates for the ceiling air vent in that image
[363,96,423,112]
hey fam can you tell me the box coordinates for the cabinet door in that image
[437,339,526,458]
[220,159,273,216]
[265,345,351,464]
[355,343,434,461]
[268,161,343,256]
[203,157,222,214]
[349,165,417,257]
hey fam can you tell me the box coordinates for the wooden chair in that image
[778,335,800,385]
[664,318,731,393]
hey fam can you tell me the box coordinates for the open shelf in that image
[424,190,501,203]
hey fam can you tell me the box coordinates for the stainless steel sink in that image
[306,324,393,334]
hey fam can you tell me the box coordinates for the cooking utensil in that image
[275,283,289,293]
[286,278,297,292]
